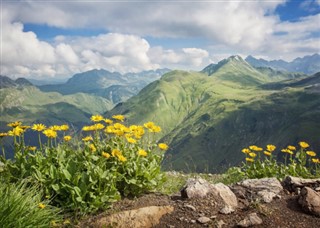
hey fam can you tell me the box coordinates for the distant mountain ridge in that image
[245,53,320,75]
[38,68,170,104]
[0,75,33,88]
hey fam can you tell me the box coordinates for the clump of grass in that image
[226,142,320,182]
[0,178,62,228]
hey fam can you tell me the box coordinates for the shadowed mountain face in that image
[106,56,320,172]
[246,53,320,75]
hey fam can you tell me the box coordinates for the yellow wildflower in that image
[49,125,61,131]
[82,136,93,142]
[158,143,169,150]
[89,144,96,152]
[8,127,24,136]
[28,146,37,151]
[138,149,147,157]
[306,151,316,157]
[245,158,254,162]
[93,123,105,130]
[249,152,256,158]
[104,118,113,124]
[105,126,115,134]
[287,145,296,151]
[299,141,309,148]
[281,149,294,155]
[82,126,93,131]
[38,203,46,209]
[42,129,57,138]
[60,124,69,131]
[312,158,320,163]
[241,148,250,154]
[63,135,72,141]
[111,149,122,157]
[117,155,127,162]
[7,121,22,128]
[112,115,125,122]
[20,125,30,130]
[249,145,263,151]
[150,125,161,133]
[144,121,155,129]
[32,123,46,131]
[91,115,104,122]
[0,132,8,138]
[266,144,276,152]
[126,137,137,144]
[102,152,111,159]
[264,151,271,156]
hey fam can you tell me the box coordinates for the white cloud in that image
[1,0,318,78]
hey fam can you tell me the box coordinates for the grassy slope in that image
[0,86,113,124]
[107,61,320,173]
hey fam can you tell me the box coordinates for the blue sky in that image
[1,0,319,79]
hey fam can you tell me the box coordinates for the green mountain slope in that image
[107,57,320,172]
[0,85,112,124]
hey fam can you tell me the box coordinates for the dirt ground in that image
[82,188,320,228]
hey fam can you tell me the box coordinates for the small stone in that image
[219,205,234,214]
[210,215,217,219]
[197,216,211,224]
[190,220,196,224]
[184,204,196,211]
[237,213,263,227]
[215,219,226,228]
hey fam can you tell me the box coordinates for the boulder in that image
[298,186,320,217]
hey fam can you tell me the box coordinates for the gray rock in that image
[298,186,320,217]
[219,205,234,214]
[212,183,238,209]
[181,178,214,198]
[283,176,320,192]
[197,216,211,224]
[237,213,263,227]
[237,177,282,203]
[184,204,196,211]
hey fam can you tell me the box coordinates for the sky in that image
[1,0,320,79]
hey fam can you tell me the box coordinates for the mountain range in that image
[106,55,320,172]
[39,69,170,104]
[1,54,319,171]
[246,53,320,75]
